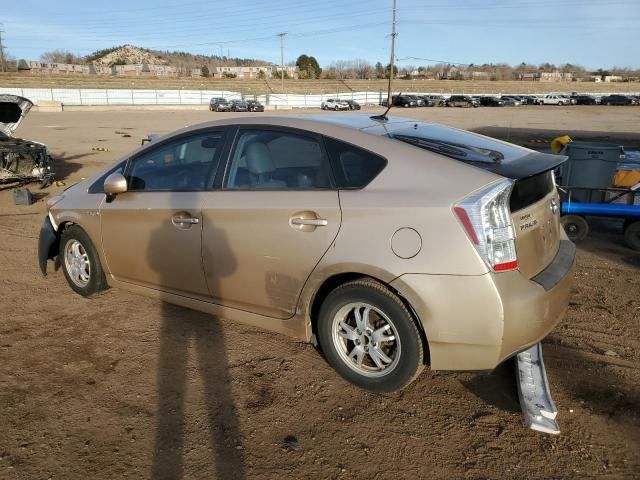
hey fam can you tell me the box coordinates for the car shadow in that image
[52,151,94,181]
[459,359,521,413]
[147,198,245,480]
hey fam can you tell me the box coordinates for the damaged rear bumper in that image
[38,215,59,275]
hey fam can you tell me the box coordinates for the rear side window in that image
[324,137,387,189]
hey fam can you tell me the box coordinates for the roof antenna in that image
[371,0,397,121]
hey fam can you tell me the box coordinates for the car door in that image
[200,126,341,319]
[99,129,228,300]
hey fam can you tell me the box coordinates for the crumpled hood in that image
[0,94,33,137]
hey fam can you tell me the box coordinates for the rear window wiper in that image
[393,134,504,164]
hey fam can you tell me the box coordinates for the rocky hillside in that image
[88,45,166,66]
[85,44,269,69]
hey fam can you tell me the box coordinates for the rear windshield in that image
[389,123,566,180]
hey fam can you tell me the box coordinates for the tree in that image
[375,62,385,78]
[40,49,83,64]
[201,65,210,77]
[385,63,398,78]
[257,70,266,79]
[296,54,322,79]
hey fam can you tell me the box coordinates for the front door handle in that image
[171,212,200,229]
[289,211,328,232]
[174,216,200,224]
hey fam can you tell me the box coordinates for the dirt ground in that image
[1,106,639,480]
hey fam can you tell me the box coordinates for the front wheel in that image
[60,225,108,296]
[317,279,424,393]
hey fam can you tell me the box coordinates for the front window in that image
[127,131,224,191]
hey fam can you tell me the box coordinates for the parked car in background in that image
[500,96,522,106]
[573,95,597,105]
[209,97,231,112]
[388,95,417,108]
[479,96,505,107]
[447,95,479,108]
[560,95,577,105]
[407,95,426,107]
[230,100,249,112]
[38,114,574,395]
[246,100,265,112]
[322,98,350,111]
[601,94,634,105]
[344,100,361,110]
[423,94,446,106]
[520,95,538,105]
[537,94,570,106]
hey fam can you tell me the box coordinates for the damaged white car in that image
[0,95,53,188]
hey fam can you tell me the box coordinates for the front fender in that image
[38,215,59,276]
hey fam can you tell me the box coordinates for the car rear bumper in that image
[390,240,576,371]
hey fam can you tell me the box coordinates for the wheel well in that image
[309,272,430,365]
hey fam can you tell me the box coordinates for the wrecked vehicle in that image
[0,95,53,188]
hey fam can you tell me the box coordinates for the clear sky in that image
[3,0,640,69]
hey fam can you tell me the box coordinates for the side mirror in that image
[104,172,128,195]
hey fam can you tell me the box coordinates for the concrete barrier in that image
[35,100,63,112]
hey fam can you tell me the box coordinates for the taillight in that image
[453,179,518,272]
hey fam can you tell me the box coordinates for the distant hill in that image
[85,44,271,69]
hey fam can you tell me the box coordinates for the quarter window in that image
[324,137,387,189]
[225,130,330,189]
[127,132,223,191]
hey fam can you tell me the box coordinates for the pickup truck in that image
[537,94,572,106]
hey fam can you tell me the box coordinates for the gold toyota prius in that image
[39,114,575,393]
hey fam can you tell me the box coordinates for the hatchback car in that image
[447,95,479,107]
[230,100,249,112]
[39,115,574,393]
[246,100,265,112]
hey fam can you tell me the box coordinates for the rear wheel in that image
[624,221,640,250]
[60,225,108,296]
[561,215,589,242]
[317,279,424,393]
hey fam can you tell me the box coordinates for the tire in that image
[558,101,564,106]
[624,221,640,251]
[317,278,424,393]
[60,225,108,297]
[334,106,339,111]
[561,215,589,242]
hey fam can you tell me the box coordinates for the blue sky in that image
[4,0,640,69]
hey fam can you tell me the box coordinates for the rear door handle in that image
[289,211,328,232]
[290,218,328,226]
[171,213,200,229]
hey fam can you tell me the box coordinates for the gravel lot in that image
[1,106,639,479]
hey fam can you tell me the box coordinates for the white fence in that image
[0,87,637,108]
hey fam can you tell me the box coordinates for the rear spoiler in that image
[473,152,568,180]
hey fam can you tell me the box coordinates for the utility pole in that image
[277,32,287,93]
[386,0,397,108]
[0,29,5,73]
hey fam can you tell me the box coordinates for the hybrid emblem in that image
[550,198,559,215]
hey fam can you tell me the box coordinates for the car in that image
[537,94,570,106]
[38,114,574,393]
[406,95,426,107]
[390,95,417,108]
[559,95,577,105]
[246,100,265,112]
[500,96,522,106]
[479,96,505,107]
[0,95,53,188]
[601,94,634,106]
[230,100,249,112]
[322,99,350,111]
[422,94,446,107]
[520,95,538,105]
[447,95,479,107]
[573,95,597,105]
[209,97,231,112]
[343,100,361,111]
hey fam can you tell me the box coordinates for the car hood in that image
[0,94,33,137]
